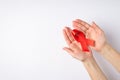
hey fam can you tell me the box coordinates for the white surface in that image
[0,0,120,80]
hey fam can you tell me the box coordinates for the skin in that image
[63,27,107,80]
[72,19,120,72]
[72,19,106,52]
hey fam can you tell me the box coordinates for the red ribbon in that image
[72,29,95,52]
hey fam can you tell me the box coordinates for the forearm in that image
[99,43,120,72]
[83,57,107,80]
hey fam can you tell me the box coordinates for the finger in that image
[75,19,90,29]
[63,47,74,56]
[73,21,88,33]
[63,47,74,53]
[72,22,83,31]
[63,28,71,45]
[65,27,75,42]
[91,22,102,31]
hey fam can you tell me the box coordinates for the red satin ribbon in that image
[72,29,95,52]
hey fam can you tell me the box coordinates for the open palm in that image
[73,19,107,52]
[63,27,92,61]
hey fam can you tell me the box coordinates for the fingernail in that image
[76,19,82,21]
[63,47,66,50]
[92,21,95,24]
[73,21,78,24]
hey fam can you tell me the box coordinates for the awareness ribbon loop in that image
[72,29,95,52]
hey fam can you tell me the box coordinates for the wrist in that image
[99,43,111,55]
[82,55,95,64]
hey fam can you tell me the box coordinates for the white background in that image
[0,0,120,80]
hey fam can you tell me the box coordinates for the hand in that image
[63,27,92,61]
[73,19,107,52]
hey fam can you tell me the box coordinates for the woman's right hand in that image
[73,19,107,52]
